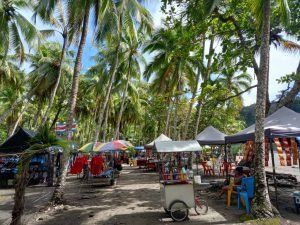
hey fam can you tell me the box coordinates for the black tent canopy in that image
[0,128,36,154]
[196,126,227,145]
[225,107,300,144]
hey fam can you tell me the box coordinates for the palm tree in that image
[93,0,153,144]
[114,29,147,139]
[33,0,73,128]
[251,0,290,218]
[144,26,196,139]
[27,42,72,129]
[0,0,40,63]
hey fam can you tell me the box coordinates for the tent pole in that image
[270,138,278,209]
[225,144,229,178]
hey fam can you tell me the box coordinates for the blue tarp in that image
[134,146,144,151]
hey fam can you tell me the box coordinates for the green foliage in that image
[276,72,300,83]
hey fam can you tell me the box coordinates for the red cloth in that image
[91,155,103,175]
[70,156,88,174]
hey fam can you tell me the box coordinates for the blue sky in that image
[21,0,299,106]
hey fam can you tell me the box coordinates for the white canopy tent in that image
[196,126,227,145]
[155,141,202,153]
[144,134,172,149]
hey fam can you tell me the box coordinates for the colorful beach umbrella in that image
[94,140,132,152]
[79,142,101,152]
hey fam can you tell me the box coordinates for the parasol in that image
[79,142,101,152]
[94,140,132,152]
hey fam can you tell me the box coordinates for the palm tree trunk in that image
[8,104,28,137]
[94,43,120,144]
[51,153,69,205]
[50,100,64,129]
[0,90,33,124]
[10,159,29,225]
[194,100,203,138]
[251,0,274,218]
[114,56,132,140]
[173,96,179,140]
[102,103,109,142]
[41,33,68,128]
[183,63,201,140]
[33,101,43,129]
[66,4,90,139]
[164,98,173,134]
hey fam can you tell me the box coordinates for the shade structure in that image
[144,134,172,149]
[0,127,36,154]
[94,140,132,152]
[196,126,227,145]
[225,107,300,144]
[79,142,101,152]
[134,146,144,151]
[155,140,202,153]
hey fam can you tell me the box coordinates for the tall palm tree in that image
[114,29,147,139]
[33,0,73,128]
[144,26,196,139]
[0,0,40,63]
[93,0,153,144]
[251,0,290,218]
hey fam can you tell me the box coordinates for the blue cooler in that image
[293,191,300,213]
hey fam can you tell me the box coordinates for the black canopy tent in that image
[196,126,227,145]
[0,127,36,154]
[224,107,300,209]
[225,107,300,144]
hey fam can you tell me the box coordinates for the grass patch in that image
[240,216,281,225]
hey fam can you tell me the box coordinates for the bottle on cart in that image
[165,167,169,181]
[169,167,173,180]
[173,168,177,180]
[181,167,186,181]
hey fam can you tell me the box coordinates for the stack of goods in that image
[274,138,286,166]
[291,138,298,165]
[282,138,292,166]
[28,154,49,184]
[163,166,193,184]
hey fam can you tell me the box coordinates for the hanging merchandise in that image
[265,139,269,166]
[91,155,103,176]
[282,138,292,166]
[291,138,298,165]
[70,155,88,174]
[244,141,254,162]
[274,138,286,166]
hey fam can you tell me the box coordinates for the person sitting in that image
[218,166,245,198]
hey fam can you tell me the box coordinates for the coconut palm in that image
[0,0,40,63]
[93,0,153,144]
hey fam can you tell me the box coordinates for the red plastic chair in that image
[201,161,214,176]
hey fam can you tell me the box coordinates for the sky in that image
[21,0,299,106]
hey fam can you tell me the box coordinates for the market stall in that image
[225,107,300,209]
[155,140,202,221]
[196,126,228,176]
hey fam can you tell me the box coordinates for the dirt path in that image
[25,165,247,225]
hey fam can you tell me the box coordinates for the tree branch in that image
[218,85,257,102]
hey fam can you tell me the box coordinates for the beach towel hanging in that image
[274,138,286,166]
[291,138,298,165]
[265,139,269,166]
[282,138,291,166]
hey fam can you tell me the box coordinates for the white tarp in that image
[196,126,227,145]
[155,140,202,153]
[226,107,300,143]
[144,134,172,149]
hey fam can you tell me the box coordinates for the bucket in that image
[194,175,201,184]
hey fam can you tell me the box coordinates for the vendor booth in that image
[196,126,228,176]
[225,107,300,209]
[155,140,204,221]
[141,134,172,170]
[0,128,63,187]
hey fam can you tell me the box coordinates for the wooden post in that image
[270,138,279,209]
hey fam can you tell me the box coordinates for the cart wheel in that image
[195,199,208,215]
[110,179,115,186]
[169,200,189,222]
[163,208,170,214]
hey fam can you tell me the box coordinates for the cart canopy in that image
[155,140,201,153]
[196,126,227,145]
[144,134,172,149]
[225,107,300,144]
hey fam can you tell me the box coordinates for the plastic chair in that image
[237,176,254,214]
[201,162,214,176]
[220,162,232,176]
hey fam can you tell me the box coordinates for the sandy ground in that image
[1,165,300,225]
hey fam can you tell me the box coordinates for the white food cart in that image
[155,140,202,222]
